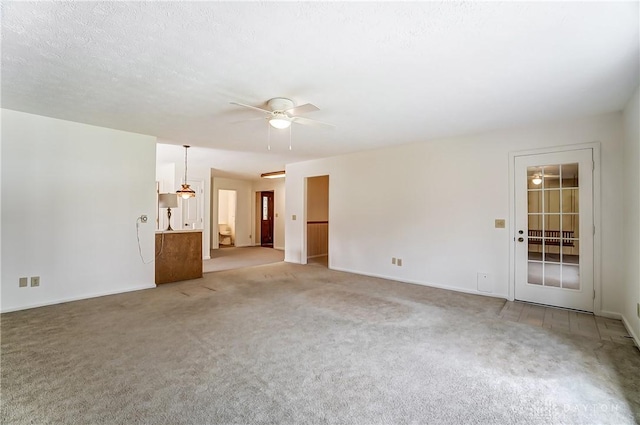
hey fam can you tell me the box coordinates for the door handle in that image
[518,237,524,242]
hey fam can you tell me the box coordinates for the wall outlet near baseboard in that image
[19,277,28,288]
[31,276,40,287]
[392,257,396,265]
[397,258,402,267]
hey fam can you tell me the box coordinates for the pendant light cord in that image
[183,145,189,185]
[267,122,271,151]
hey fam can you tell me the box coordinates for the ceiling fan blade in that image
[230,101,272,115]
[293,116,335,129]
[231,116,268,125]
[285,103,319,116]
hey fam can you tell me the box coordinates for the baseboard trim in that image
[329,266,508,300]
[0,283,157,313]
[598,310,622,320]
[620,314,640,350]
[202,255,211,260]
[307,254,328,259]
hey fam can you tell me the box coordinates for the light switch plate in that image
[292,215,297,220]
[19,277,28,288]
[495,219,505,228]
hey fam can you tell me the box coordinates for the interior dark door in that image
[260,192,274,247]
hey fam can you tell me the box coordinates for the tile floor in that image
[499,301,636,346]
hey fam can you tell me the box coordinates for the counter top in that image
[155,229,203,234]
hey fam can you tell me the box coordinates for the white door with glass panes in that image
[514,149,594,311]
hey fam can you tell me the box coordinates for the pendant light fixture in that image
[176,145,196,199]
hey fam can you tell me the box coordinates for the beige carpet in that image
[2,262,639,424]
[203,246,284,273]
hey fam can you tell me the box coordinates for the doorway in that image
[218,189,236,247]
[514,148,594,311]
[260,191,274,247]
[306,175,329,266]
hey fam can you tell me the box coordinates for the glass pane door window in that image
[526,163,579,290]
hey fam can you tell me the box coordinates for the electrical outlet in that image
[397,259,403,267]
[392,257,396,265]
[31,276,40,287]
[19,277,28,288]
[140,215,148,223]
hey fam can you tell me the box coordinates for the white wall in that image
[156,162,175,230]
[212,177,253,249]
[286,112,624,314]
[1,109,157,312]
[252,178,286,250]
[622,86,640,344]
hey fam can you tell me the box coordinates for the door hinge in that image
[593,225,595,235]
[592,161,595,171]
[593,290,596,300]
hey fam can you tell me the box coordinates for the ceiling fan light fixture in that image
[269,117,291,129]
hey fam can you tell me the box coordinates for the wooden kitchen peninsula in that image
[155,230,203,284]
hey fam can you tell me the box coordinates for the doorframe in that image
[217,188,237,247]
[302,174,331,266]
[508,142,602,315]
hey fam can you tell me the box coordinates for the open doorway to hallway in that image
[217,189,236,247]
[306,175,329,267]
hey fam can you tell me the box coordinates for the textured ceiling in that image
[2,1,639,179]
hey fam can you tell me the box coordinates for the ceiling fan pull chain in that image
[267,121,271,151]
[289,125,292,150]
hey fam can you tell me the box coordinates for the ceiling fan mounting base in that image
[267,98,294,112]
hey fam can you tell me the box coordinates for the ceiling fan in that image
[230,97,334,130]
[530,171,560,185]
